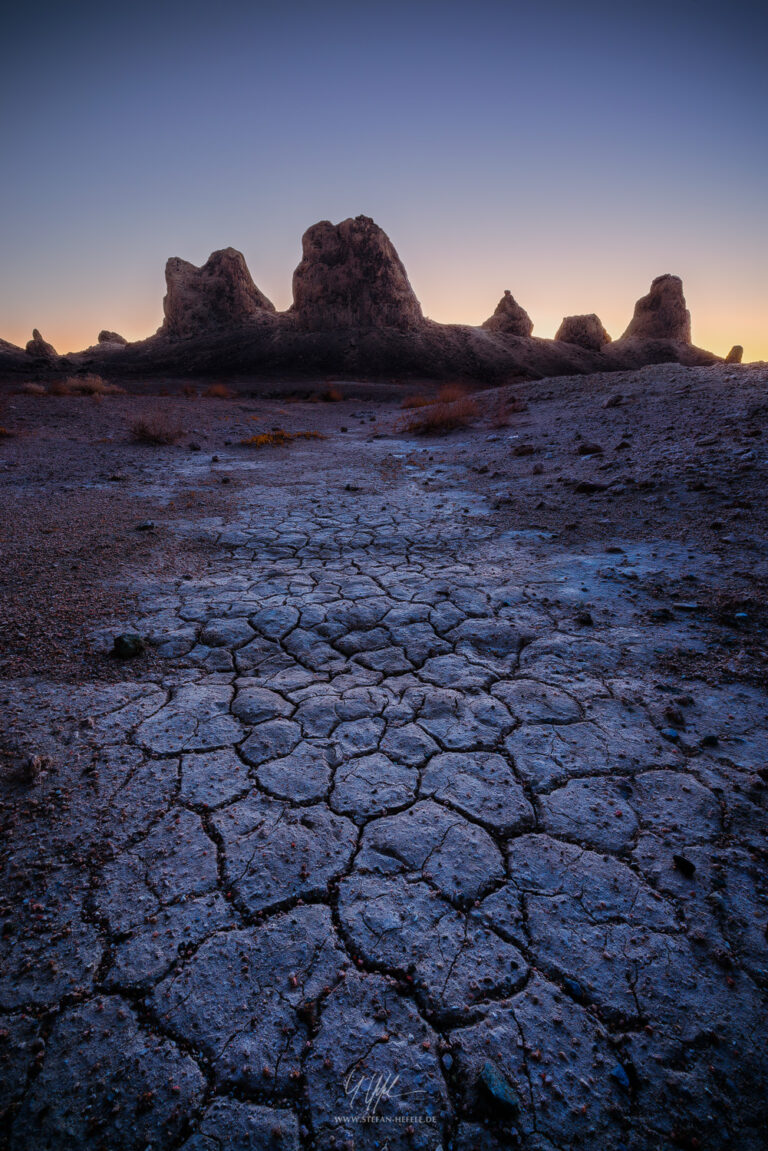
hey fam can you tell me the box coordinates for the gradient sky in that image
[1,0,766,359]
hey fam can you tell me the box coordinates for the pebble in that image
[112,633,145,658]
[479,1060,520,1115]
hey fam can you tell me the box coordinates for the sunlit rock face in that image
[725,344,743,364]
[290,215,424,331]
[98,330,127,345]
[621,274,691,342]
[161,248,276,339]
[555,313,612,350]
[481,290,533,337]
[25,329,57,358]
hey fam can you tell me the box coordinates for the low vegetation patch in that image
[241,429,325,447]
[0,427,16,438]
[65,375,124,396]
[20,382,46,396]
[399,388,479,435]
[129,416,184,445]
[400,393,433,409]
[204,383,234,398]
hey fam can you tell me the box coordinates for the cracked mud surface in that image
[1,365,768,1149]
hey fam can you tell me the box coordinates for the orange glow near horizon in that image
[4,291,765,366]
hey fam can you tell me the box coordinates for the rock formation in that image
[725,345,743,364]
[555,313,612,351]
[25,329,57,359]
[620,274,691,342]
[0,219,727,382]
[162,248,276,340]
[290,216,423,331]
[481,291,533,338]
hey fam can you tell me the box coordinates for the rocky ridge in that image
[0,218,728,381]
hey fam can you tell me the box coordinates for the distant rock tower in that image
[621,274,691,342]
[290,216,424,331]
[162,248,275,340]
[481,291,533,337]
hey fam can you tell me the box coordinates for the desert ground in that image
[1,362,767,1150]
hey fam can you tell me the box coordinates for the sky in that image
[1,0,766,359]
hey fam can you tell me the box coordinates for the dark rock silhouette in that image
[555,313,611,351]
[482,291,533,337]
[290,216,423,331]
[162,248,276,340]
[725,345,743,364]
[620,274,691,342]
[0,218,729,382]
[25,329,57,359]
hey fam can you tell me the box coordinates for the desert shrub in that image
[0,427,15,438]
[320,386,343,402]
[241,429,325,447]
[129,416,183,445]
[49,380,74,396]
[63,374,123,396]
[400,394,433,409]
[20,382,46,396]
[399,394,479,436]
[436,383,469,403]
[204,383,234,399]
[182,384,198,397]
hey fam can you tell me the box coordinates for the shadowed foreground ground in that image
[1,365,767,1150]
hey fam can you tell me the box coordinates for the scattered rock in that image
[479,1060,521,1116]
[725,345,743,364]
[97,330,128,345]
[112,633,144,658]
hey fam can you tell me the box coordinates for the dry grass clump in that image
[48,379,74,396]
[46,375,123,397]
[399,391,479,436]
[182,384,198,397]
[490,394,528,428]
[0,427,16,438]
[20,382,47,396]
[401,394,433,410]
[66,375,123,396]
[204,383,234,399]
[241,429,325,448]
[129,415,183,445]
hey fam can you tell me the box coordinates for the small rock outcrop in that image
[162,248,276,340]
[291,216,423,331]
[725,345,743,364]
[25,329,57,358]
[481,291,533,337]
[620,274,691,342]
[98,330,128,345]
[555,313,611,351]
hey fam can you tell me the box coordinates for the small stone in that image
[112,633,145,658]
[700,733,719,748]
[479,1060,520,1115]
[189,442,201,451]
[609,1063,631,1091]
[135,520,155,531]
[603,393,623,408]
[661,728,680,742]
[673,853,696,879]
[563,977,585,1002]
[574,609,593,626]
